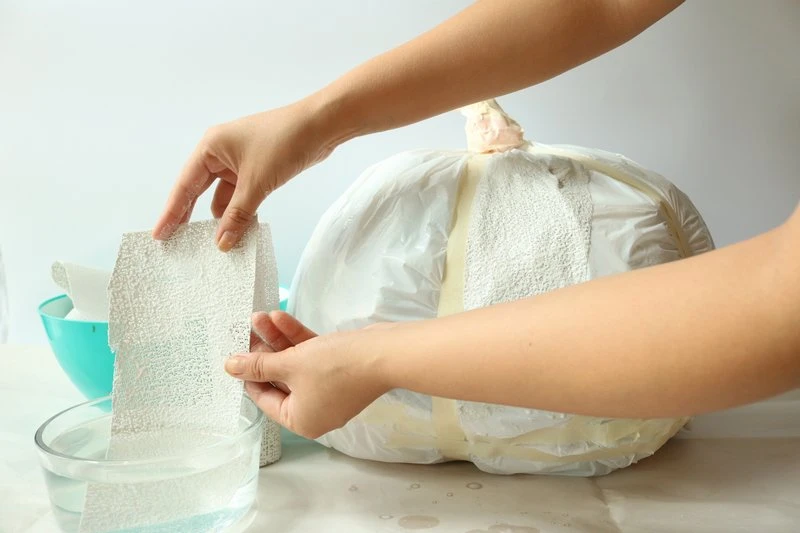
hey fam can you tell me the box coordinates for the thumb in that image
[226,350,290,383]
[216,179,264,252]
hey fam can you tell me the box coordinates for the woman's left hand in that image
[225,311,391,439]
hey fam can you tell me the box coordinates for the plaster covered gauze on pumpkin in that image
[79,220,278,533]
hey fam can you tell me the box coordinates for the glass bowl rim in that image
[34,394,265,467]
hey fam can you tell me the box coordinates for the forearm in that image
[309,0,683,142]
[374,209,800,418]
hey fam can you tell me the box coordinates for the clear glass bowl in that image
[35,396,264,532]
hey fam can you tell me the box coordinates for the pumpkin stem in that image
[460,99,526,153]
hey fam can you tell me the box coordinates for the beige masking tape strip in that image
[359,401,687,464]
[430,155,487,460]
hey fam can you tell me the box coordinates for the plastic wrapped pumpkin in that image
[288,99,714,476]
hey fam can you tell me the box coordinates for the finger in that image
[225,350,289,383]
[216,174,263,252]
[153,154,215,240]
[211,179,236,220]
[250,327,273,353]
[245,381,288,425]
[252,311,293,352]
[270,311,317,346]
[179,197,198,225]
[272,381,291,394]
[250,312,277,352]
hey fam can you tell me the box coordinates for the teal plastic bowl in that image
[38,294,114,400]
[38,289,290,400]
[279,287,289,311]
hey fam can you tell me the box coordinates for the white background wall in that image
[1,0,798,343]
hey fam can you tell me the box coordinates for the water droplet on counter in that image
[398,515,440,530]
[466,482,483,490]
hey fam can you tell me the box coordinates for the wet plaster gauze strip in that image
[79,220,278,533]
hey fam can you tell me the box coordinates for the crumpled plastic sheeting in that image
[528,142,715,263]
[79,220,278,533]
[290,101,715,476]
[290,150,468,333]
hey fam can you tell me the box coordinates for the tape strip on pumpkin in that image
[359,400,686,464]
[430,154,487,460]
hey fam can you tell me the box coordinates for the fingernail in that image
[217,231,237,252]
[225,356,246,375]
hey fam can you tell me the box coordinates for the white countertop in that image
[1,344,799,533]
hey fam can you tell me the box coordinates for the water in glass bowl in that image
[42,417,260,533]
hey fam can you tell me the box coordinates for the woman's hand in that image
[152,99,344,251]
[225,311,391,439]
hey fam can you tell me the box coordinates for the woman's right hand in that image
[152,97,344,251]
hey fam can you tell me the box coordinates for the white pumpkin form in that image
[288,99,714,476]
